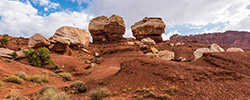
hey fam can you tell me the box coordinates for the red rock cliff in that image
[170,31,250,50]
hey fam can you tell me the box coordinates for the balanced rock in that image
[193,48,211,60]
[28,33,49,48]
[210,43,224,52]
[89,15,125,43]
[226,47,245,52]
[157,50,175,60]
[131,17,165,42]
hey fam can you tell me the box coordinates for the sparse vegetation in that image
[40,85,58,94]
[58,73,72,81]
[166,85,178,96]
[5,75,24,84]
[38,88,69,100]
[0,34,9,46]
[23,47,53,68]
[7,91,23,100]
[88,87,111,100]
[155,94,171,100]
[0,80,4,87]
[70,81,87,93]
[187,59,192,62]
[15,71,28,80]
[29,75,49,83]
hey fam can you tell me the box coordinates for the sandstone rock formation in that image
[156,50,175,60]
[210,43,225,52]
[226,47,245,52]
[28,33,49,48]
[193,48,211,60]
[131,17,165,42]
[89,15,125,43]
[50,26,90,52]
[170,31,250,50]
[0,48,14,58]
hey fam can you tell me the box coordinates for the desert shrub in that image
[88,87,111,100]
[187,59,192,62]
[0,34,9,45]
[155,94,171,100]
[7,91,23,100]
[5,75,24,84]
[166,85,178,96]
[0,80,4,87]
[29,75,49,83]
[10,51,18,60]
[40,85,58,94]
[38,88,69,100]
[23,47,53,68]
[70,81,87,93]
[15,71,28,80]
[58,73,72,81]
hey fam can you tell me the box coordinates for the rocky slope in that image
[170,31,250,50]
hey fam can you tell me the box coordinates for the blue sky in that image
[1,0,250,40]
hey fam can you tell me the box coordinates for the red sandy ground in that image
[0,36,249,100]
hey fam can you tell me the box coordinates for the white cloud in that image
[86,0,250,37]
[0,0,93,38]
[30,0,59,9]
[163,30,181,40]
[71,0,91,5]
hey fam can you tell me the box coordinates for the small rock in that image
[177,57,186,62]
[141,37,156,46]
[210,43,225,52]
[193,48,211,60]
[226,47,245,52]
[157,50,175,60]
[150,47,159,54]
[126,41,135,45]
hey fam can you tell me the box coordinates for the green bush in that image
[70,81,87,93]
[166,85,178,96]
[0,80,4,87]
[38,88,69,100]
[29,75,49,83]
[0,34,9,45]
[23,47,53,68]
[7,91,23,100]
[58,73,72,81]
[88,87,111,100]
[15,71,28,80]
[10,51,18,60]
[40,85,58,94]
[5,75,24,84]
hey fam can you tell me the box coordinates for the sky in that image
[0,0,250,41]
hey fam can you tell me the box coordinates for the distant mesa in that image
[131,17,165,42]
[88,15,126,44]
[170,30,250,50]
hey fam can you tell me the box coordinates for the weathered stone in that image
[151,47,159,54]
[193,48,211,60]
[28,33,49,48]
[88,15,125,43]
[210,43,225,52]
[177,57,186,62]
[0,48,14,58]
[157,50,175,61]
[226,47,245,52]
[131,17,165,42]
[50,26,90,47]
[141,37,156,46]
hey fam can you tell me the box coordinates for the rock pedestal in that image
[89,15,125,43]
[131,17,165,42]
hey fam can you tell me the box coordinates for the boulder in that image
[28,33,49,48]
[141,37,156,46]
[0,48,14,58]
[131,17,165,42]
[50,26,90,47]
[193,48,211,60]
[89,15,125,43]
[157,50,175,61]
[226,47,245,52]
[210,43,224,52]
[150,47,159,54]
